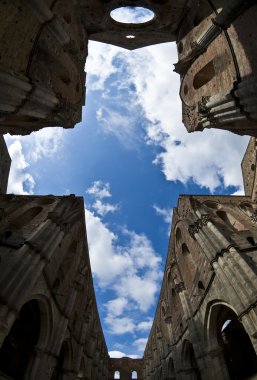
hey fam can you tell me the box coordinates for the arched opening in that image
[216,210,245,231]
[175,227,182,247]
[168,357,175,379]
[208,304,257,380]
[50,341,70,380]
[114,370,120,379]
[193,60,215,89]
[181,243,190,256]
[132,370,137,378]
[0,300,40,379]
[198,281,205,291]
[182,340,202,380]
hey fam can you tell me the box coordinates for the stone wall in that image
[109,357,143,380]
[143,194,257,380]
[0,195,109,380]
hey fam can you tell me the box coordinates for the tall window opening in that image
[132,370,138,378]
[193,60,215,89]
[0,300,40,379]
[114,370,120,379]
[216,307,257,379]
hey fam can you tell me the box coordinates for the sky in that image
[5,7,249,360]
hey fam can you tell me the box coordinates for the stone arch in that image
[205,300,257,379]
[181,340,202,380]
[193,60,215,89]
[168,357,175,379]
[0,299,41,379]
[51,340,72,380]
[131,370,137,378]
[216,210,245,231]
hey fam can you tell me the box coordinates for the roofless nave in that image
[0,1,257,379]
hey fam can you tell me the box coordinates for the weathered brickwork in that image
[109,357,143,380]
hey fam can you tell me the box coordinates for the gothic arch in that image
[0,300,41,379]
[181,340,202,380]
[204,300,257,379]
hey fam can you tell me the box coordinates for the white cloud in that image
[86,180,112,199]
[85,209,131,286]
[136,317,153,331]
[109,351,139,359]
[92,199,119,216]
[133,338,148,353]
[105,315,136,335]
[5,127,64,195]
[87,41,248,193]
[96,106,141,149]
[106,297,128,317]
[153,204,173,224]
[27,127,64,162]
[86,208,162,311]
[7,139,35,195]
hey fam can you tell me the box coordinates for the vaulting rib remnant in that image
[0,195,109,380]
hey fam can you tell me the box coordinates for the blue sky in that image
[5,25,249,358]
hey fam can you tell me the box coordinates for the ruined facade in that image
[0,1,257,379]
[143,192,257,380]
[109,358,143,380]
[0,195,109,380]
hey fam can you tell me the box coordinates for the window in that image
[132,371,137,379]
[114,371,120,379]
[193,60,215,89]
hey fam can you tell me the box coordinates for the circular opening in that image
[110,6,155,24]
[126,35,135,39]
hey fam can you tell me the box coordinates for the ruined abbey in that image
[0,0,257,379]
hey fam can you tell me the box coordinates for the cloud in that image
[153,204,173,224]
[7,139,35,195]
[87,41,248,193]
[96,106,142,149]
[86,209,162,311]
[106,297,129,317]
[86,180,112,199]
[133,338,148,353]
[92,199,119,216]
[136,317,153,332]
[109,351,139,359]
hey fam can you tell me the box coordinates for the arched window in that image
[114,371,120,379]
[216,210,245,231]
[175,227,182,247]
[0,300,40,379]
[208,304,257,380]
[51,342,69,380]
[181,243,190,256]
[193,60,215,89]
[132,370,138,379]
